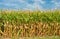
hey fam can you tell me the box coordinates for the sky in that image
[0,0,60,10]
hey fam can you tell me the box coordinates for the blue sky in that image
[0,0,60,10]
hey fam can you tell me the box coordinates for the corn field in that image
[0,10,60,38]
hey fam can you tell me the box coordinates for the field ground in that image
[0,36,60,39]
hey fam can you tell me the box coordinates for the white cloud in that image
[18,0,26,3]
[55,3,60,9]
[22,0,44,10]
[34,0,45,4]
[51,0,60,9]
[4,3,17,6]
[0,0,44,10]
[24,4,39,10]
